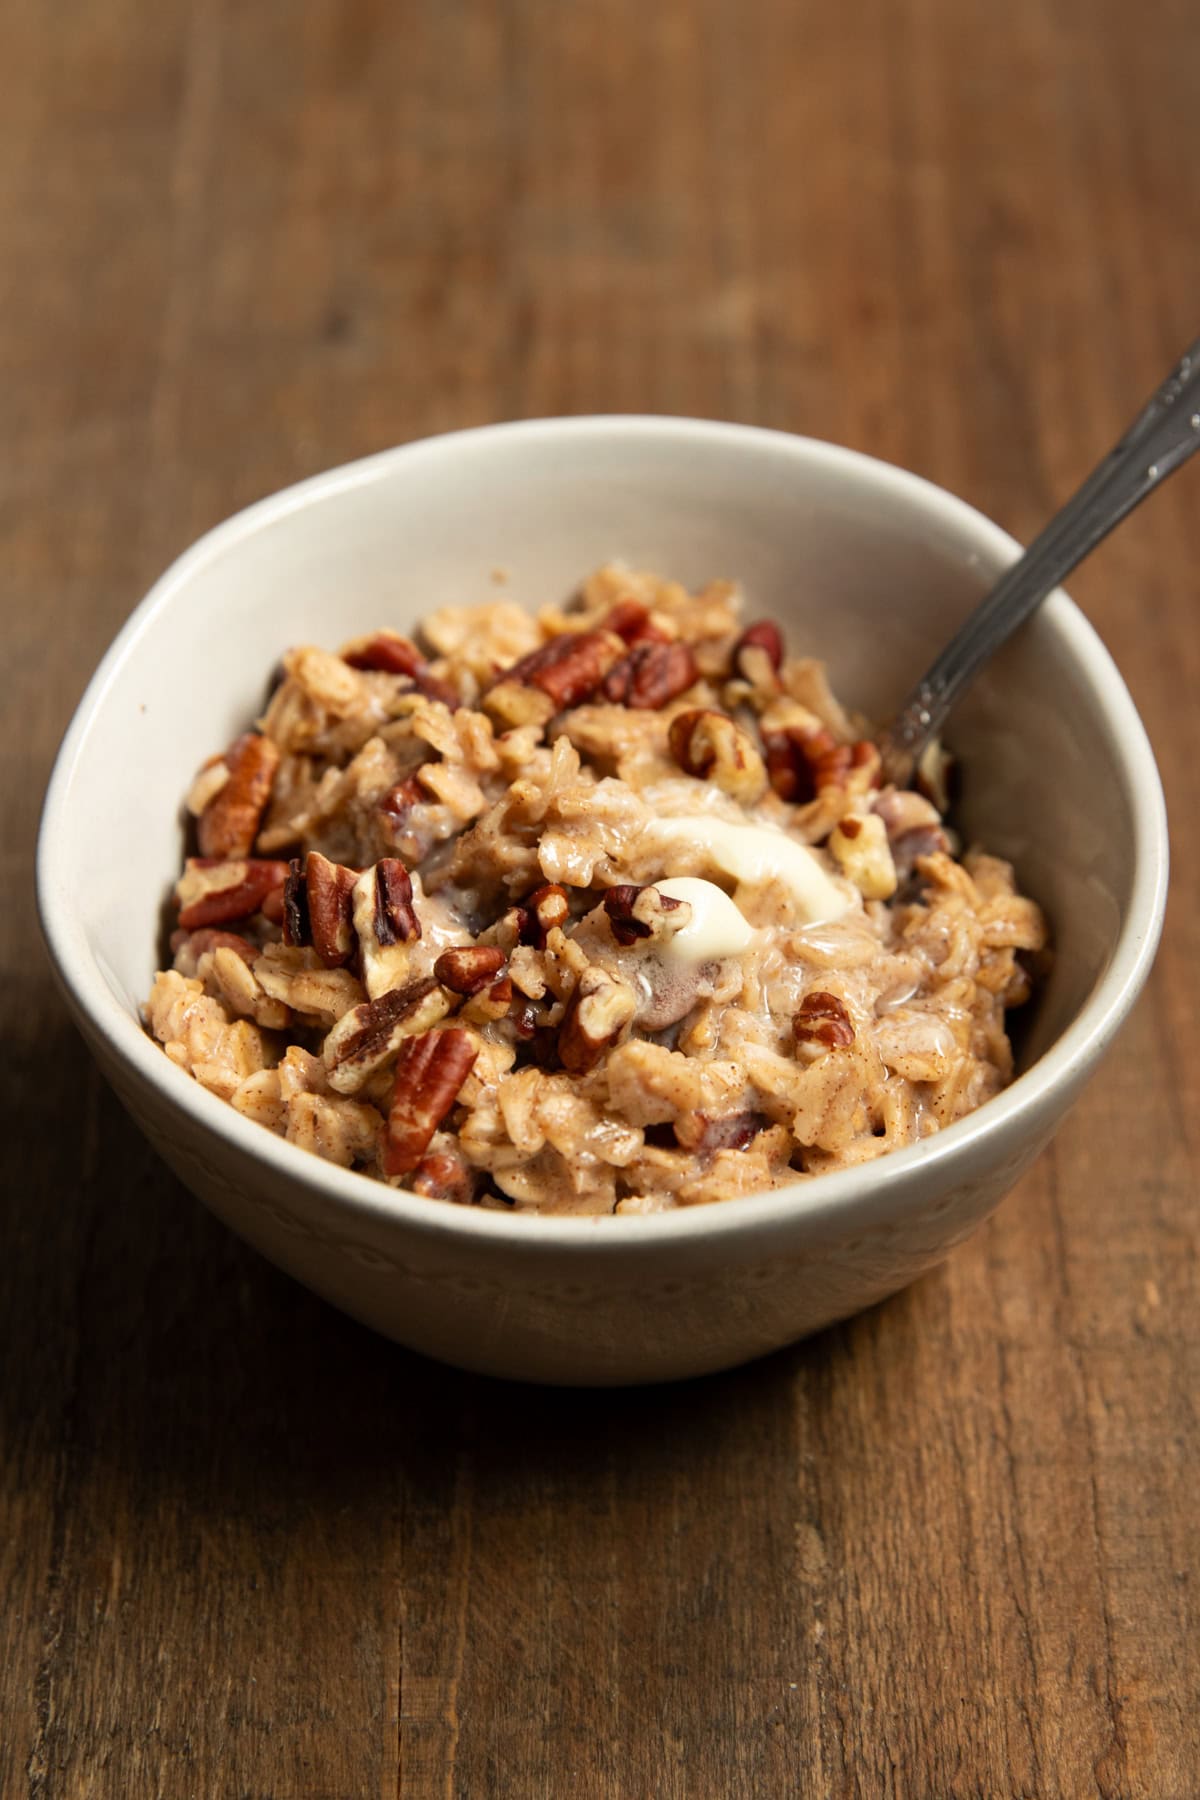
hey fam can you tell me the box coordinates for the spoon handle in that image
[881,336,1200,783]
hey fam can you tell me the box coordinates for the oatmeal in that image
[144,566,1048,1214]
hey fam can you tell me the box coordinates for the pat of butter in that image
[654,876,757,963]
[649,815,850,925]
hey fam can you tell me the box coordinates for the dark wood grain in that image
[3,0,1197,1795]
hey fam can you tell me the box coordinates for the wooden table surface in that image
[4,2,1198,1795]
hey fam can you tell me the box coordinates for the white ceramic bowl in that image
[37,418,1168,1385]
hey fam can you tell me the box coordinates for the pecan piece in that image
[379,775,424,834]
[489,630,622,720]
[829,812,897,900]
[341,631,459,709]
[175,858,290,930]
[667,709,768,804]
[414,669,463,710]
[762,727,811,803]
[323,977,451,1094]
[675,1109,766,1153]
[794,991,856,1049]
[282,858,310,946]
[763,726,878,804]
[822,738,880,788]
[558,968,637,1074]
[480,680,556,730]
[185,756,232,819]
[603,884,690,947]
[511,998,540,1039]
[384,1029,478,1177]
[374,859,421,945]
[169,927,258,970]
[508,882,571,950]
[466,974,514,1023]
[732,621,784,680]
[435,945,507,996]
[411,1148,477,1204]
[304,852,359,967]
[478,904,529,957]
[350,864,417,998]
[600,599,671,645]
[526,882,570,937]
[341,630,425,677]
[601,640,698,710]
[196,733,280,860]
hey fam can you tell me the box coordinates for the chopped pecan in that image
[825,739,880,787]
[469,975,514,1022]
[600,599,671,645]
[304,852,359,967]
[185,757,232,818]
[732,621,784,679]
[176,858,290,930]
[374,859,421,945]
[603,884,654,946]
[675,1110,766,1153]
[383,1029,479,1176]
[282,858,310,946]
[762,727,811,802]
[491,630,621,715]
[600,640,698,709]
[794,991,856,1049]
[349,865,412,998]
[558,968,637,1074]
[435,945,507,995]
[667,709,768,804]
[479,905,529,956]
[507,882,571,950]
[602,884,689,947]
[829,812,897,900]
[169,927,258,970]
[341,630,425,677]
[340,631,460,709]
[196,733,280,859]
[511,999,541,1039]
[763,726,878,804]
[416,669,463,710]
[379,775,424,835]
[410,1148,477,1204]
[527,882,570,937]
[323,977,451,1094]
[480,679,556,730]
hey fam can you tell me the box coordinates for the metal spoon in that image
[878,336,1200,787]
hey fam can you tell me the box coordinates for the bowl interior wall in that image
[54,428,1137,1076]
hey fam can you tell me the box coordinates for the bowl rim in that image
[37,413,1170,1251]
